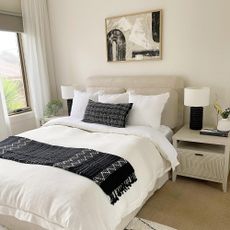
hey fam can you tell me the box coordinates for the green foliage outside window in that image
[0,77,26,114]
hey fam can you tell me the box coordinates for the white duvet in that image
[0,117,179,230]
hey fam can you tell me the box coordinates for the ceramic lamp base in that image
[190,107,203,130]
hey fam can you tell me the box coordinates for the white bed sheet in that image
[158,125,173,142]
[0,118,178,230]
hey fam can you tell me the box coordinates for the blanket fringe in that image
[110,173,137,205]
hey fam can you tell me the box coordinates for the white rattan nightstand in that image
[172,125,230,192]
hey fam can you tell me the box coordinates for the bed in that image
[0,76,184,230]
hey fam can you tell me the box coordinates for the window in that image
[0,31,30,115]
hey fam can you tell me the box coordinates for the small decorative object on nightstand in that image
[44,99,63,118]
[214,102,230,131]
[61,85,74,115]
[184,87,210,130]
[42,100,64,126]
[172,125,230,192]
[200,128,229,137]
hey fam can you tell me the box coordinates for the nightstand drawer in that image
[176,149,225,181]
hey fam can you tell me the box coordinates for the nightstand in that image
[172,125,230,192]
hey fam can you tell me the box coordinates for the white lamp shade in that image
[184,87,210,107]
[61,85,74,99]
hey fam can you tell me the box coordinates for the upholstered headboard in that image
[86,76,184,129]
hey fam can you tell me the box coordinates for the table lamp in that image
[61,85,74,115]
[184,87,210,130]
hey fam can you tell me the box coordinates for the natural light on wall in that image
[0,31,28,114]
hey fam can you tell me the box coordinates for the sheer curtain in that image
[0,82,11,141]
[21,0,57,126]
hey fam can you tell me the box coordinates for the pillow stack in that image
[128,93,169,129]
[70,90,169,129]
[70,90,99,120]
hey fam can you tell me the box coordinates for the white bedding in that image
[0,118,178,230]
[158,125,173,142]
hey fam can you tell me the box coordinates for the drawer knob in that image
[195,153,204,157]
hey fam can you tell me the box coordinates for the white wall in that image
[48,0,230,126]
[0,0,21,14]
[9,111,36,134]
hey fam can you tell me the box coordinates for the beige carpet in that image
[126,217,176,230]
[138,176,230,230]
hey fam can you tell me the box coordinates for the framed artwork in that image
[105,9,162,62]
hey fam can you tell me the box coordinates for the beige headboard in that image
[86,76,184,129]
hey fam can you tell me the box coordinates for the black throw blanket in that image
[0,136,137,204]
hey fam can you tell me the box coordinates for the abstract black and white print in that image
[106,10,162,62]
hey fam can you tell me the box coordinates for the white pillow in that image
[70,90,98,119]
[128,93,169,129]
[98,93,129,104]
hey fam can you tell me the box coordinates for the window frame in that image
[7,33,31,116]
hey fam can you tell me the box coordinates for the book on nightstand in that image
[200,128,229,137]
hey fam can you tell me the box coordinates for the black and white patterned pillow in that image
[82,100,133,128]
